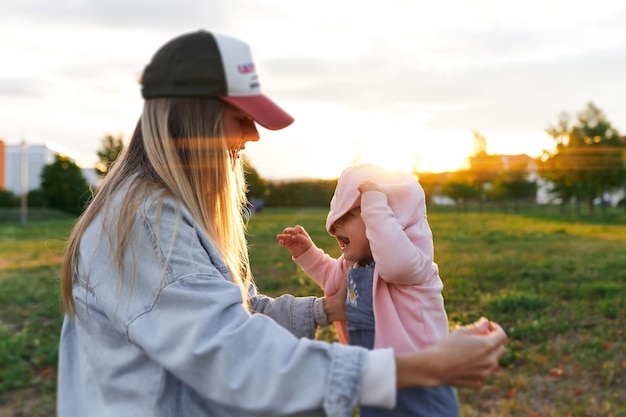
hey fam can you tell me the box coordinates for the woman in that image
[57,30,507,416]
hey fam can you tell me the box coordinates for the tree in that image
[96,133,124,177]
[242,156,268,213]
[27,189,46,208]
[471,130,488,156]
[466,132,501,211]
[572,103,625,214]
[414,171,441,209]
[537,114,576,213]
[40,155,91,215]
[441,170,481,212]
[265,180,337,207]
[540,102,625,215]
[242,155,267,200]
[0,189,19,207]
[488,177,537,212]
[487,154,537,212]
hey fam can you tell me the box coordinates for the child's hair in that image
[61,97,252,316]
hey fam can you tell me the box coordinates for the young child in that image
[277,163,459,416]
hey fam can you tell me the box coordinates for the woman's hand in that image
[322,273,348,323]
[395,317,508,389]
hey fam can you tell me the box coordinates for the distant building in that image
[3,142,57,195]
[0,139,98,195]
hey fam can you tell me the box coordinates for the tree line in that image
[1,102,624,216]
[250,102,626,214]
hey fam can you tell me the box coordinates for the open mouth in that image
[337,236,350,249]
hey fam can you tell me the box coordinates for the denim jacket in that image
[57,188,367,416]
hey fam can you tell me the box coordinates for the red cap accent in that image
[220,95,294,131]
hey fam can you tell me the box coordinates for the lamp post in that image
[20,140,28,226]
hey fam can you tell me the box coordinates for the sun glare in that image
[346,128,475,175]
[249,105,553,181]
[341,129,554,177]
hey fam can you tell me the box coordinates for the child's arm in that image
[277,225,349,296]
[359,182,434,285]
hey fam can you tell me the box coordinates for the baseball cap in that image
[141,30,294,130]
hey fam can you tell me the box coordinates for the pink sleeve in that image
[293,246,349,296]
[361,191,435,285]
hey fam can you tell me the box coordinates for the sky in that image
[1,0,626,180]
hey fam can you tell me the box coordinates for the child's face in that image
[331,207,372,264]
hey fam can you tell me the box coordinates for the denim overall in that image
[346,262,459,417]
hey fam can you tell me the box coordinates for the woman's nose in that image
[244,120,260,142]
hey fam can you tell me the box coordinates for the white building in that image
[4,143,57,195]
[1,140,98,195]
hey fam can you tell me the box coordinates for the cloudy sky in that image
[1,0,625,179]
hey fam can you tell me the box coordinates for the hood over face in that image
[326,163,426,234]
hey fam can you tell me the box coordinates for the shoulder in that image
[134,190,203,239]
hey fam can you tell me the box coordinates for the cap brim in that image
[220,95,294,131]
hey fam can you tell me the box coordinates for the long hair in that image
[61,98,252,317]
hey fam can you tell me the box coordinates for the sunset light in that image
[0,1,623,181]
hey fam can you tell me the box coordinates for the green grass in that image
[0,207,625,416]
[0,210,72,416]
[248,207,626,416]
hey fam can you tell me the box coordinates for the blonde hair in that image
[61,98,252,317]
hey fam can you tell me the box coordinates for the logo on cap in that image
[237,63,255,74]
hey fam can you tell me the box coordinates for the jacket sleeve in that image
[249,292,316,339]
[361,190,435,285]
[119,200,368,416]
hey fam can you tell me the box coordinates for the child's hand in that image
[358,180,382,193]
[276,225,314,258]
[455,317,496,336]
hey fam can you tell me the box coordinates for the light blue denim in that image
[57,187,367,416]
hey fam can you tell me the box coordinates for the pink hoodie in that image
[294,163,449,353]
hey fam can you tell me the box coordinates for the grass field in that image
[0,206,624,416]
